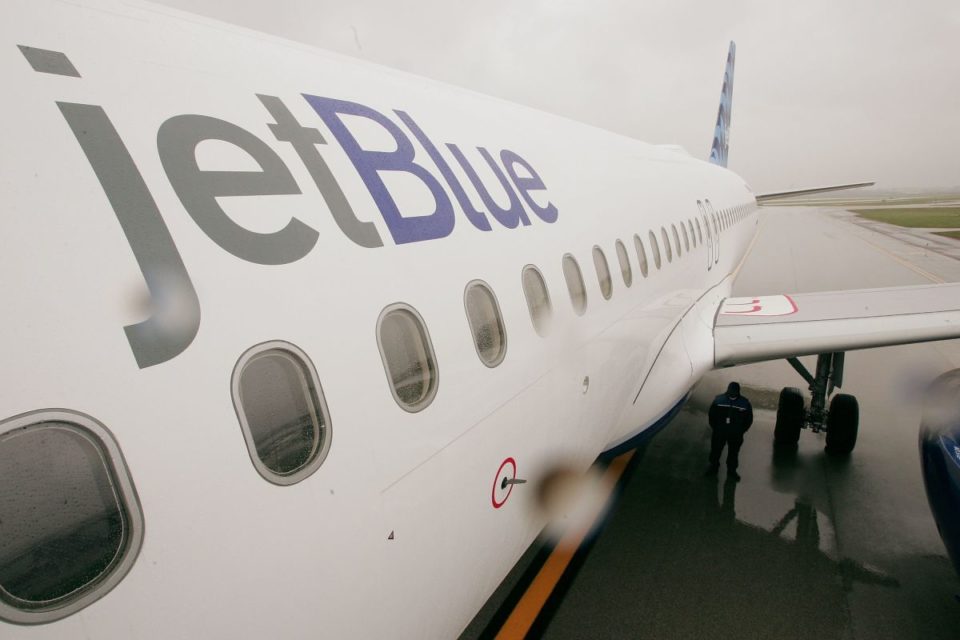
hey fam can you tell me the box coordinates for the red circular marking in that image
[492,457,517,509]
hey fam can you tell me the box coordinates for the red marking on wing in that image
[784,295,799,314]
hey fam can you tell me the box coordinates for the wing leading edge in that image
[754,181,875,203]
[714,284,960,367]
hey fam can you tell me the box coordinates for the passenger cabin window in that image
[648,230,662,269]
[377,305,439,412]
[233,341,333,483]
[683,221,692,249]
[521,265,552,336]
[660,227,673,263]
[464,280,507,367]
[0,411,143,624]
[592,246,613,300]
[615,239,632,287]
[634,234,649,277]
[562,254,588,315]
[671,224,682,256]
[695,218,703,244]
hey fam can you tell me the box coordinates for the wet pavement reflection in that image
[538,401,955,640]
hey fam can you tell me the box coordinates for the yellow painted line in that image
[856,234,945,284]
[839,218,946,284]
[494,451,635,640]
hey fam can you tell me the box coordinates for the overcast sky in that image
[155,0,959,192]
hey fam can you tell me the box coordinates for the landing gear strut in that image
[774,352,860,454]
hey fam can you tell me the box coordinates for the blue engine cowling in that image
[920,369,960,576]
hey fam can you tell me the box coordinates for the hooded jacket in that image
[709,385,754,435]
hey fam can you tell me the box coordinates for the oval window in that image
[233,342,332,483]
[634,234,649,277]
[562,254,588,315]
[0,411,143,624]
[592,246,613,300]
[464,280,507,367]
[377,305,439,412]
[521,265,552,336]
[695,218,703,244]
[648,230,662,270]
[681,222,691,251]
[615,239,632,287]
[660,227,673,263]
[671,224,682,257]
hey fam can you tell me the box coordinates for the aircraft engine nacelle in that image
[919,369,960,577]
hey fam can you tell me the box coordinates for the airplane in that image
[2,0,959,636]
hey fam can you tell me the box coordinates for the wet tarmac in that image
[463,207,960,639]
[837,209,960,262]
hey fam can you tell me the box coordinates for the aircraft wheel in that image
[825,393,859,455]
[774,387,804,448]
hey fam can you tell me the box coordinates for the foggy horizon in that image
[155,0,960,193]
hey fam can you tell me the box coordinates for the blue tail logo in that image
[709,41,736,168]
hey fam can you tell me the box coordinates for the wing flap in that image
[714,285,960,367]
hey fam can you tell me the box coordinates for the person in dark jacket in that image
[707,381,753,481]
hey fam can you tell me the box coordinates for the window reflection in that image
[465,281,507,367]
[522,266,552,336]
[562,254,588,315]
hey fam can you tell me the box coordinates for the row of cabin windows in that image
[231,200,757,463]
[0,201,754,623]
[525,201,754,334]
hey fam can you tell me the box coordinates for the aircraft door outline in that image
[705,199,720,265]
[698,200,712,270]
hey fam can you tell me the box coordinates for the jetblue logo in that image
[19,46,557,368]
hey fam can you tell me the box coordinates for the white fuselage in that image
[1,1,757,637]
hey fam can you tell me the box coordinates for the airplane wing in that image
[755,181,875,203]
[714,284,960,367]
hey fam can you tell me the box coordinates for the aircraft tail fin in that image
[708,41,736,168]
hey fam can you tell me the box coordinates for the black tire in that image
[826,393,859,455]
[774,387,804,448]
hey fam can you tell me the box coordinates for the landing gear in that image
[774,387,804,449]
[776,353,860,454]
[825,394,859,455]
